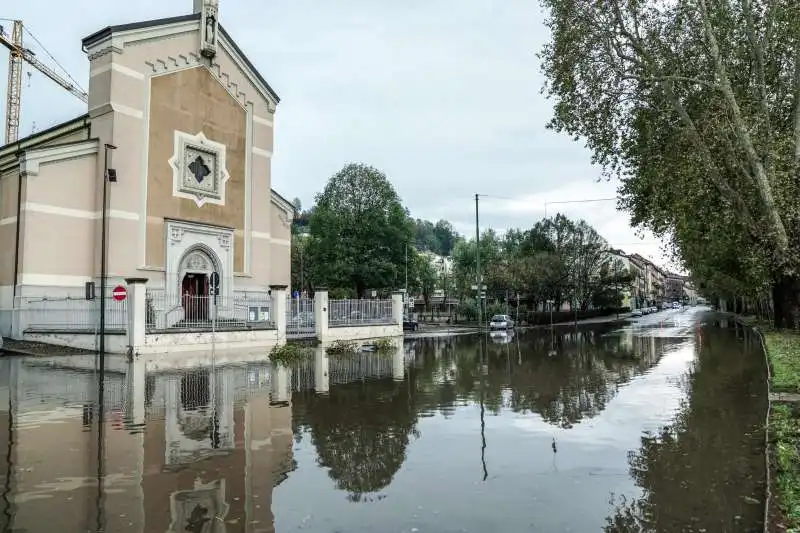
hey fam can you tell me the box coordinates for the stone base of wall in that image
[135,329,280,355]
[324,324,403,343]
[22,331,128,353]
[138,348,276,371]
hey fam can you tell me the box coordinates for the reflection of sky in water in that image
[0,308,765,533]
[274,343,696,533]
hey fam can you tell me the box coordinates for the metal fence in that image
[286,297,315,338]
[15,289,127,332]
[145,289,274,332]
[328,299,394,327]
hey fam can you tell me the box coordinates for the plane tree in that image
[539,0,800,327]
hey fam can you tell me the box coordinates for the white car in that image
[489,314,515,330]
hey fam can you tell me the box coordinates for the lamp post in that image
[99,143,117,357]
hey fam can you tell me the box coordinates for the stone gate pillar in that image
[315,289,329,341]
[125,278,148,356]
[270,285,288,342]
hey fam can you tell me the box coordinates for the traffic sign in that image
[293,291,300,299]
[112,285,127,301]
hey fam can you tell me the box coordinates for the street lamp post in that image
[475,193,482,330]
[99,143,117,357]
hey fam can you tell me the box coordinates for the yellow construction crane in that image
[1,19,88,144]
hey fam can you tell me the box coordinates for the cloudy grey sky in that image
[1,0,673,269]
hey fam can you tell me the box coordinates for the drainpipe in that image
[12,166,23,308]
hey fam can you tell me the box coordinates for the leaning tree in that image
[539,0,800,327]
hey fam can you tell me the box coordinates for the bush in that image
[373,338,395,353]
[325,340,358,357]
[269,343,314,364]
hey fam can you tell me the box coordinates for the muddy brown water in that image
[0,307,767,532]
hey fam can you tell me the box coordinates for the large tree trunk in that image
[772,275,800,329]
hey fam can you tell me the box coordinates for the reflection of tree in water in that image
[292,378,418,500]
[286,327,681,500]
[410,327,678,429]
[604,326,767,532]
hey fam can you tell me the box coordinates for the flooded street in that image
[0,307,767,532]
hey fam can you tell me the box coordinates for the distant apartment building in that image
[628,253,667,307]
[607,249,634,309]
[665,274,686,302]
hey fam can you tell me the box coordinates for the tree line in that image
[291,163,633,314]
[537,0,800,328]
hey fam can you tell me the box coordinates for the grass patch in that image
[771,403,800,529]
[269,343,314,364]
[765,331,800,394]
[763,328,800,530]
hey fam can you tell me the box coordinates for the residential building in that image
[607,249,634,309]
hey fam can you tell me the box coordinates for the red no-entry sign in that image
[112,285,127,301]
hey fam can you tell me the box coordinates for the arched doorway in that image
[178,248,218,322]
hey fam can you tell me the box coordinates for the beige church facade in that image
[0,3,293,348]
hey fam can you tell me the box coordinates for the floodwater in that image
[0,307,767,532]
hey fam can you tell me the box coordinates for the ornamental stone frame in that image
[168,130,231,208]
[165,219,234,309]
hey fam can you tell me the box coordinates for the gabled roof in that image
[80,13,280,103]
[0,114,90,162]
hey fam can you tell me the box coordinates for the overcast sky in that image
[1,0,674,269]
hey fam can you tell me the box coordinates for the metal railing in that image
[15,290,127,332]
[328,299,394,327]
[286,297,315,338]
[145,290,274,332]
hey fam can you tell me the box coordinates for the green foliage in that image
[408,252,438,305]
[538,0,800,321]
[766,331,800,394]
[451,214,620,310]
[269,343,314,364]
[372,338,395,353]
[413,219,460,256]
[764,331,800,528]
[325,340,359,357]
[772,404,800,530]
[306,163,413,297]
[291,234,311,294]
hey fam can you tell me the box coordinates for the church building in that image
[0,0,293,344]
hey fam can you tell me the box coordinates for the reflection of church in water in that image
[0,353,296,533]
[0,344,412,532]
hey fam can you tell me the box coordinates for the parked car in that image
[631,309,643,317]
[672,301,681,309]
[489,314,515,330]
[403,315,419,331]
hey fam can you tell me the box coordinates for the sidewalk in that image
[1,338,95,357]
[407,313,632,339]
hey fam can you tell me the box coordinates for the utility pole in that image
[475,194,482,330]
[405,243,408,312]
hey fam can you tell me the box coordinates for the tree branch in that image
[696,0,789,252]
[742,0,774,175]
[659,79,756,232]
[792,50,800,164]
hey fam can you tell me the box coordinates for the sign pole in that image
[210,271,219,340]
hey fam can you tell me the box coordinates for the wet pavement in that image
[0,306,767,532]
